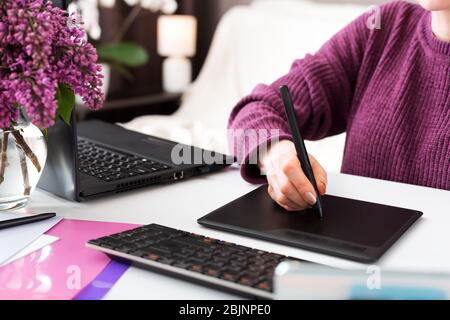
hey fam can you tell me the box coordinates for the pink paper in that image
[0,219,138,300]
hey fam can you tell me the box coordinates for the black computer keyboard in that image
[77,138,172,182]
[87,224,304,298]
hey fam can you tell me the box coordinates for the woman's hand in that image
[259,140,327,211]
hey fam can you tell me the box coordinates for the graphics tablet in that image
[198,186,422,263]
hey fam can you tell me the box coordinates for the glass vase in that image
[0,117,47,211]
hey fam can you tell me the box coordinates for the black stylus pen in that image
[0,212,56,230]
[279,85,324,219]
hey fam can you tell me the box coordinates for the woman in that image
[228,0,450,211]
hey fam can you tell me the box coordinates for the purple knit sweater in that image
[228,1,450,190]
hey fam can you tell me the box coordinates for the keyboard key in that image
[134,167,150,174]
[226,266,243,274]
[195,252,212,260]
[189,264,203,273]
[174,237,210,249]
[173,252,190,260]
[116,245,133,254]
[221,270,240,282]
[158,258,175,265]
[180,248,195,255]
[248,264,265,273]
[229,259,247,268]
[237,274,255,286]
[173,261,191,269]
[186,258,205,265]
[255,281,272,291]
[148,254,160,261]
[205,266,221,277]
[212,257,228,265]
[98,242,116,250]
[130,250,148,258]
[156,240,185,253]
[143,248,171,260]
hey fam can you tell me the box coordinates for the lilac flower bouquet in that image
[0,0,104,209]
[0,0,104,129]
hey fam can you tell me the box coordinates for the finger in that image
[309,154,327,195]
[268,175,304,211]
[268,185,297,212]
[268,185,295,211]
[279,156,317,206]
[274,172,309,209]
[267,161,306,210]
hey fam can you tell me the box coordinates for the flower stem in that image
[0,132,9,184]
[18,146,31,196]
[12,131,41,173]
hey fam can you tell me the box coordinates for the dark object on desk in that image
[279,85,323,219]
[87,224,310,299]
[198,185,423,263]
[0,213,56,231]
[38,116,233,201]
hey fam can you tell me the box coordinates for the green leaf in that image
[56,84,75,125]
[97,42,149,67]
[42,128,48,140]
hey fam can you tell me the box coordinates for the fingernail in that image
[304,192,317,206]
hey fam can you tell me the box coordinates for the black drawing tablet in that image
[198,185,422,263]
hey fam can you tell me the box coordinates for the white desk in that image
[24,166,450,299]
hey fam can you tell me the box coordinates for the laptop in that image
[39,116,233,201]
[41,0,232,201]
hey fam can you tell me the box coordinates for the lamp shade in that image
[157,15,197,57]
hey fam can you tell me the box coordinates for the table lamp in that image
[157,15,197,93]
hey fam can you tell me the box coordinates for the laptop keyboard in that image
[88,224,304,295]
[77,138,172,182]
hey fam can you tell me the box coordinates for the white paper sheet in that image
[0,213,62,265]
[0,234,59,267]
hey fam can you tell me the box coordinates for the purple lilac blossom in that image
[0,0,104,129]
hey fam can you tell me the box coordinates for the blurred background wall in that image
[98,0,253,101]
